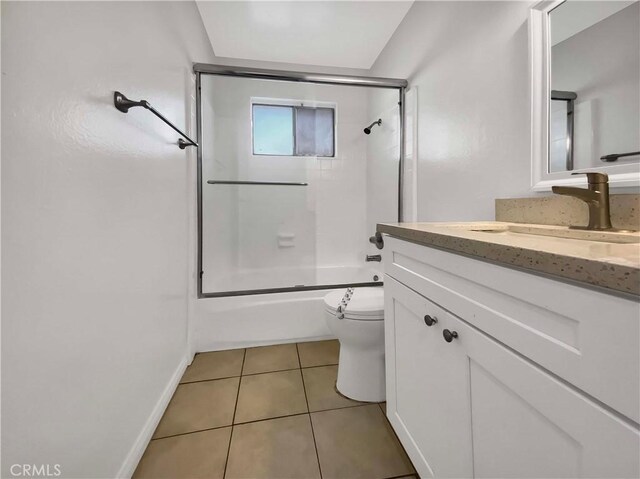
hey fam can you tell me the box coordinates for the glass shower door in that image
[202,181,316,292]
[199,73,398,296]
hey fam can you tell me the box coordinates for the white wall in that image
[370,1,534,220]
[1,2,214,477]
[551,2,639,169]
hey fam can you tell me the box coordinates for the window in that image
[252,103,335,157]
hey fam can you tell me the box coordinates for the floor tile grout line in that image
[242,343,299,376]
[296,344,309,415]
[179,375,241,385]
[235,411,310,427]
[295,343,303,370]
[310,402,372,414]
[180,363,340,385]
[151,403,379,441]
[231,348,246,423]
[180,348,246,385]
[302,363,339,370]
[307,412,323,479]
[151,424,232,441]
[297,343,324,479]
[223,348,246,479]
[243,362,338,377]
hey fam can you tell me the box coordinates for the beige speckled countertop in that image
[377,221,640,296]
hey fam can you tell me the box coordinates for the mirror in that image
[530,0,640,190]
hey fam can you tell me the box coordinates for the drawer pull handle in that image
[443,329,458,343]
[424,315,438,326]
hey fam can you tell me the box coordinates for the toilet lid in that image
[323,287,384,321]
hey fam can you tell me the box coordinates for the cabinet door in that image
[384,277,473,479]
[444,312,640,479]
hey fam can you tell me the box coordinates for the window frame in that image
[251,99,336,158]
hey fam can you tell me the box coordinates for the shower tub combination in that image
[193,64,406,351]
[192,266,383,352]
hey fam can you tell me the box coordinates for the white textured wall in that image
[1,2,214,477]
[370,1,533,221]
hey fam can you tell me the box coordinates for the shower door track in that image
[194,63,408,298]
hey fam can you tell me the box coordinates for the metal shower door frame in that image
[194,63,408,298]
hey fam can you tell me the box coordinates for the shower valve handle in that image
[369,232,384,250]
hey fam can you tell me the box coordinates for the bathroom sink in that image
[466,223,640,244]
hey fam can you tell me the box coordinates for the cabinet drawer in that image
[383,235,640,422]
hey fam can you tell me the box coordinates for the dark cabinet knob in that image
[424,315,438,326]
[443,329,458,343]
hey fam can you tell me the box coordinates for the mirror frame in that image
[529,0,640,191]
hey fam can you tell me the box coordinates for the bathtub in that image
[191,265,382,353]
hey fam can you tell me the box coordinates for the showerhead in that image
[364,119,382,135]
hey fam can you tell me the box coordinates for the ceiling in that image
[551,1,637,45]
[196,1,413,69]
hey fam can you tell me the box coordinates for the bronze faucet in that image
[552,172,613,230]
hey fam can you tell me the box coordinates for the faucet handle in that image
[571,171,609,184]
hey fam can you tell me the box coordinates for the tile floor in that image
[134,340,417,479]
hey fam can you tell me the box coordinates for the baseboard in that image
[116,353,189,478]
[199,334,337,353]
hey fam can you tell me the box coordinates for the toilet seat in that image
[323,287,384,321]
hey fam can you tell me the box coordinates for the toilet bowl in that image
[323,287,385,402]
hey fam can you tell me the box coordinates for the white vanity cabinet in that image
[383,236,640,479]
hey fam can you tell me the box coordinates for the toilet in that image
[323,287,385,402]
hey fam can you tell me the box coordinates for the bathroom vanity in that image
[378,222,640,478]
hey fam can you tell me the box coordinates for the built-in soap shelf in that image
[278,232,295,248]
